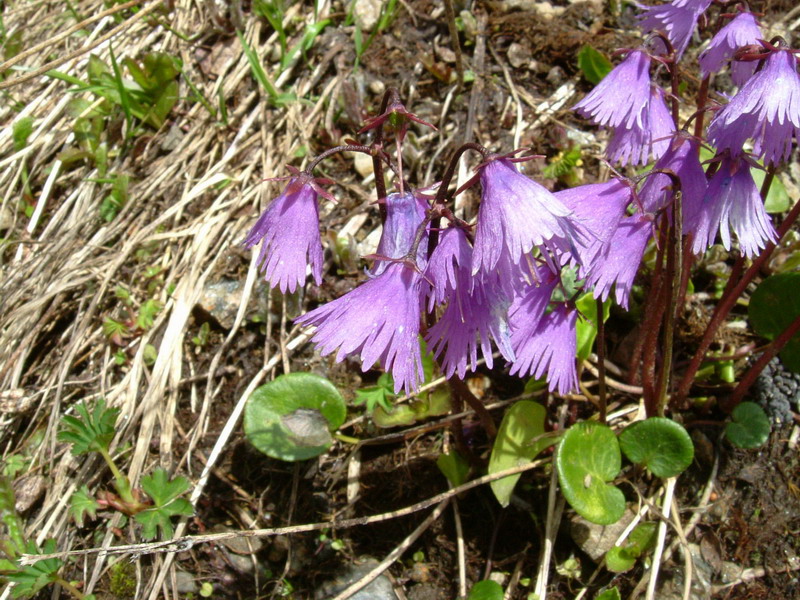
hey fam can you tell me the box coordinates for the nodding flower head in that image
[689,154,777,258]
[371,191,429,277]
[509,286,579,396]
[296,261,426,394]
[707,45,800,166]
[573,49,653,129]
[639,0,713,60]
[606,86,675,166]
[425,227,514,379]
[244,172,324,294]
[699,11,762,86]
[472,157,581,282]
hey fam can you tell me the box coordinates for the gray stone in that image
[197,279,269,329]
[174,570,197,594]
[349,0,382,32]
[315,558,394,600]
[569,508,636,562]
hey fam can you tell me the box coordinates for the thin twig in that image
[19,458,550,564]
[330,500,450,600]
[645,477,677,600]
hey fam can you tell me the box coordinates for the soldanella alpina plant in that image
[243,0,800,542]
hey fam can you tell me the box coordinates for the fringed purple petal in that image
[244,176,323,294]
[296,263,424,394]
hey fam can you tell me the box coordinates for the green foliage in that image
[349,0,398,70]
[467,580,504,600]
[133,468,193,540]
[605,522,657,572]
[543,147,583,185]
[353,372,395,413]
[436,451,469,487]
[619,417,694,478]
[103,317,129,341]
[237,30,295,107]
[557,422,625,525]
[136,299,162,330]
[58,399,119,456]
[98,173,130,222]
[575,293,611,361]
[1,476,26,553]
[749,273,800,371]
[725,402,771,449]
[109,560,137,597]
[253,0,287,57]
[367,338,451,427]
[7,540,62,599]
[244,373,347,461]
[577,45,613,84]
[192,322,211,347]
[69,485,100,527]
[489,400,554,507]
[595,587,621,600]
[12,117,34,152]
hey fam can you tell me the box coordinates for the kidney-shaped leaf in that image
[489,401,553,507]
[244,373,346,461]
[725,402,771,449]
[557,422,625,525]
[619,417,694,478]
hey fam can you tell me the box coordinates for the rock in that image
[569,508,636,562]
[314,558,395,600]
[353,152,374,179]
[349,0,382,32]
[407,583,446,600]
[196,279,269,329]
[13,475,47,513]
[174,570,197,594]
[501,0,565,19]
[369,79,386,96]
[507,43,529,69]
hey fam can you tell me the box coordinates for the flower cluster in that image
[243,8,800,400]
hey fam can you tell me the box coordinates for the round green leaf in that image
[467,580,504,600]
[489,401,552,507]
[725,402,771,449]
[557,422,625,525]
[619,417,694,478]
[595,587,621,600]
[244,373,346,461]
[605,522,657,572]
[749,273,800,372]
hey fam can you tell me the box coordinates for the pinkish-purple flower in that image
[606,87,675,166]
[573,50,653,129]
[640,132,708,232]
[509,298,579,396]
[371,191,429,276]
[586,214,653,309]
[698,11,762,86]
[689,155,777,257]
[425,227,514,378]
[639,0,712,60]
[707,47,800,165]
[296,262,425,394]
[244,174,323,294]
[472,158,580,280]
[554,178,633,271]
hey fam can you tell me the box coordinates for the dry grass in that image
[0,0,354,596]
